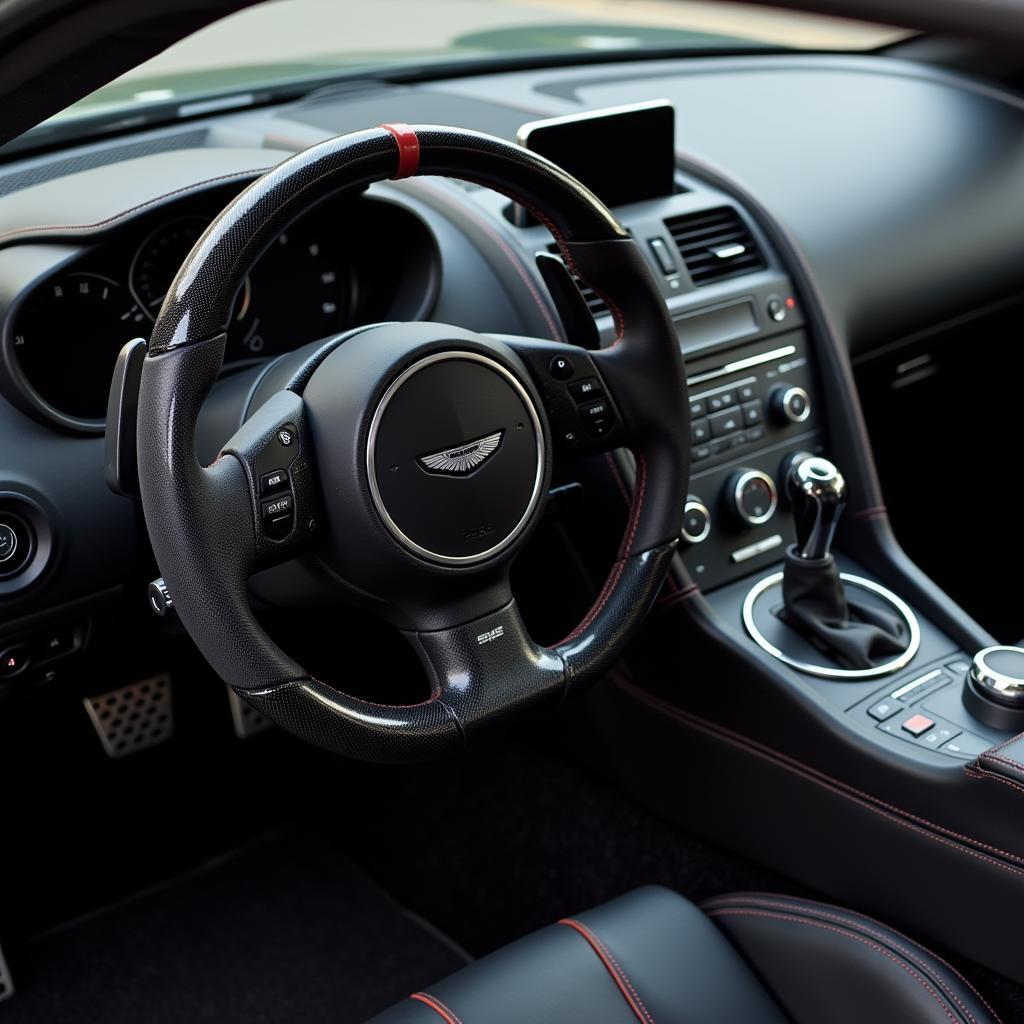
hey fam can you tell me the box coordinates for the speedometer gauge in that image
[11,272,145,423]
[130,215,350,361]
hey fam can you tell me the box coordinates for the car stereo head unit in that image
[515,100,676,221]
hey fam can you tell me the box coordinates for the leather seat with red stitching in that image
[368,887,999,1023]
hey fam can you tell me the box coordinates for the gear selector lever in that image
[780,455,908,671]
[787,456,847,561]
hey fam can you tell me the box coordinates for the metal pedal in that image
[83,674,173,758]
[0,939,14,1001]
[226,686,274,739]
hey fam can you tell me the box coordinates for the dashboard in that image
[1,49,1024,671]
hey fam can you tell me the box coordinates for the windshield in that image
[58,0,908,122]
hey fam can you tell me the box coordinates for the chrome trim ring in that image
[969,646,1024,704]
[366,351,546,567]
[742,571,921,679]
[733,469,778,526]
[780,385,811,423]
[681,498,711,544]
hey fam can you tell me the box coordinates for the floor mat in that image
[3,827,468,1024]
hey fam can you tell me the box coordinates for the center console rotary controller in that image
[962,645,1024,730]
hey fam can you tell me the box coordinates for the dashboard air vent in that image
[665,207,765,286]
[545,243,609,317]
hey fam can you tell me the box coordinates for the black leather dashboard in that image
[1,49,1022,639]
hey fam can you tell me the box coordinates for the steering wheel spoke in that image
[219,389,321,570]
[404,593,565,739]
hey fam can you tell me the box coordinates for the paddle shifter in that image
[781,456,908,670]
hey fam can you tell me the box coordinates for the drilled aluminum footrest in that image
[83,674,173,758]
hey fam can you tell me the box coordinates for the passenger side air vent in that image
[545,243,609,317]
[665,207,765,286]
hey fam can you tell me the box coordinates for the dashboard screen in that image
[517,100,676,212]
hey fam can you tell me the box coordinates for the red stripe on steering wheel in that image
[379,122,421,179]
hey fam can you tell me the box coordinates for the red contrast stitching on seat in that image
[703,895,999,1024]
[379,123,421,179]
[558,918,656,1024]
[410,992,464,1024]
[707,909,962,1023]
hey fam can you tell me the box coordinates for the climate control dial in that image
[727,469,778,527]
[681,497,711,544]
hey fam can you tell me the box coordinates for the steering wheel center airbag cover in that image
[367,351,544,564]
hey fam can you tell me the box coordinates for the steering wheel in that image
[137,124,690,763]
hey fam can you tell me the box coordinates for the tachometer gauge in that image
[11,272,146,424]
[130,214,349,361]
[129,215,208,315]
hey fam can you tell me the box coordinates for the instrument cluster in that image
[2,185,439,431]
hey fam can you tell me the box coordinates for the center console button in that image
[868,698,901,721]
[742,400,763,426]
[708,390,737,413]
[691,419,711,444]
[945,658,972,678]
[942,732,991,758]
[920,725,960,748]
[901,713,935,737]
[709,409,742,437]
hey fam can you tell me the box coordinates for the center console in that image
[488,101,1024,985]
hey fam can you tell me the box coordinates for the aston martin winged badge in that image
[418,430,504,475]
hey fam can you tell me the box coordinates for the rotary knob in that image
[968,647,1024,707]
[681,497,711,544]
[726,469,778,528]
[770,385,811,425]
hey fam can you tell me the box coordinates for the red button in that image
[0,644,30,678]
[902,714,935,737]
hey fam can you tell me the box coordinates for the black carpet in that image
[2,827,468,1024]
